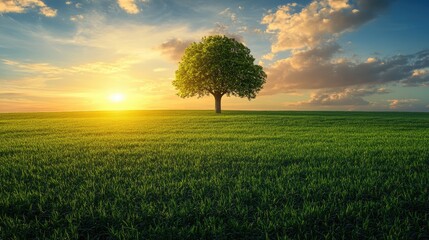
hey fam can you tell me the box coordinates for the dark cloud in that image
[158,38,194,62]
[158,24,245,62]
[262,48,429,94]
[388,99,429,111]
[298,87,389,106]
[402,71,429,87]
[327,0,393,33]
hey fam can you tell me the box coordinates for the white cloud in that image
[70,14,84,22]
[262,53,275,61]
[261,0,391,52]
[0,0,57,17]
[411,68,428,77]
[117,0,139,14]
[328,0,350,11]
[366,57,377,63]
[117,0,148,14]
[39,6,56,17]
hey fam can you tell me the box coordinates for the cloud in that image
[262,46,429,94]
[70,15,84,22]
[117,0,139,14]
[61,15,206,58]
[328,0,351,10]
[0,92,95,112]
[157,23,246,62]
[70,58,140,74]
[219,8,237,22]
[2,59,63,77]
[158,38,194,61]
[0,0,57,17]
[259,0,429,100]
[262,53,275,61]
[298,87,389,106]
[210,23,244,43]
[366,57,377,63]
[39,5,56,17]
[388,99,422,110]
[117,0,148,14]
[401,67,429,87]
[261,0,392,52]
[1,18,210,112]
[2,57,140,76]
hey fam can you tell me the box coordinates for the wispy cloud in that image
[219,8,237,22]
[0,14,215,112]
[2,57,140,76]
[70,14,84,22]
[209,23,244,43]
[2,59,63,77]
[0,92,94,112]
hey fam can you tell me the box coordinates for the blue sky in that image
[0,0,428,112]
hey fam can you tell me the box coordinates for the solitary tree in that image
[173,35,266,113]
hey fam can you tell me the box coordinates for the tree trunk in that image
[214,94,222,114]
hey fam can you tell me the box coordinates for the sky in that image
[0,0,428,112]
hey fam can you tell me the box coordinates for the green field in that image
[1,111,428,239]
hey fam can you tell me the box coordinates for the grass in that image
[0,110,428,239]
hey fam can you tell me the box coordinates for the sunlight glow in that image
[109,93,125,103]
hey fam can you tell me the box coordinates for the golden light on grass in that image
[109,93,125,103]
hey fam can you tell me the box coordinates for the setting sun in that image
[109,93,125,103]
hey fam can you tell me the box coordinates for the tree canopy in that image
[173,35,266,113]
